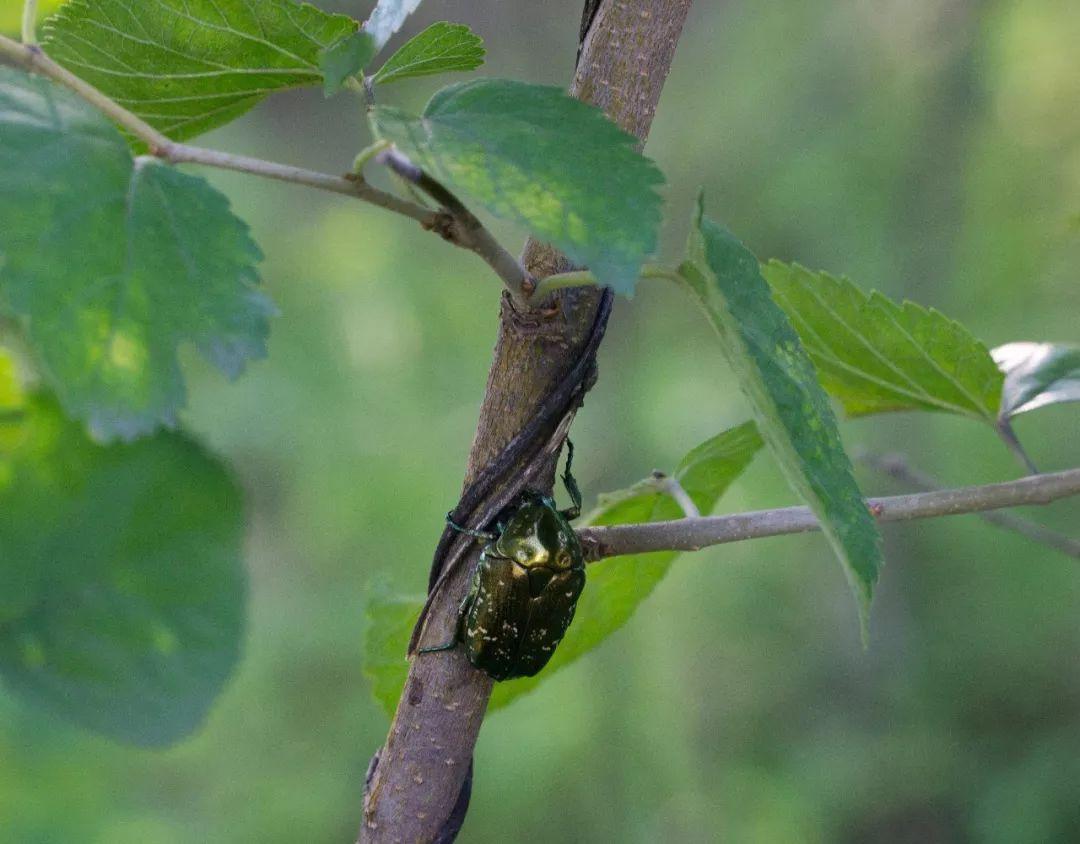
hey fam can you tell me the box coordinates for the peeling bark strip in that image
[359,3,694,840]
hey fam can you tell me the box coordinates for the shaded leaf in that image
[364,0,424,51]
[0,68,273,441]
[42,0,357,141]
[678,197,882,639]
[0,395,246,746]
[363,591,425,718]
[320,31,377,96]
[764,261,1002,422]
[490,421,763,710]
[371,79,664,293]
[372,22,485,85]
[993,342,1080,418]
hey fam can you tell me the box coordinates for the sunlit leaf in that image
[490,421,763,710]
[364,0,424,51]
[362,423,763,717]
[0,395,246,746]
[0,68,273,441]
[371,79,664,293]
[993,341,1080,418]
[320,31,377,96]
[372,22,485,85]
[42,0,357,141]
[678,196,882,640]
[764,261,1003,423]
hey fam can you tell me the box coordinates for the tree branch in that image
[359,2,695,840]
[859,453,1080,559]
[577,467,1080,560]
[0,34,527,300]
[377,147,533,303]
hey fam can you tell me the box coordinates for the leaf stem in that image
[996,418,1039,475]
[21,0,37,45]
[0,34,530,302]
[650,471,701,518]
[528,262,680,304]
[577,466,1080,561]
[352,139,392,174]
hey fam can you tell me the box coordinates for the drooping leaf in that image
[0,394,246,746]
[363,590,425,718]
[372,22,485,86]
[364,0,424,51]
[0,68,273,442]
[42,0,357,141]
[362,423,763,718]
[993,342,1080,418]
[678,197,883,639]
[490,421,763,710]
[320,31,377,96]
[371,79,664,293]
[764,261,1003,422]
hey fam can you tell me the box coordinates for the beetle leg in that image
[417,563,480,656]
[560,438,583,521]
[446,511,497,541]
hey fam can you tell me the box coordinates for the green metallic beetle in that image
[420,443,586,681]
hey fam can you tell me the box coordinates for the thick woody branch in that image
[0,34,526,299]
[360,2,695,840]
[578,467,1080,560]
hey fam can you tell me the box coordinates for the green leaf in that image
[42,0,357,141]
[363,590,425,718]
[364,0,424,51]
[763,261,1003,423]
[0,394,246,746]
[372,22,485,86]
[361,423,762,717]
[371,79,664,293]
[490,421,763,710]
[0,68,272,442]
[320,31,377,96]
[993,342,1080,418]
[678,197,883,639]
[0,347,24,416]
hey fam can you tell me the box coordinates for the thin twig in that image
[650,471,701,518]
[0,34,528,298]
[21,0,37,46]
[859,452,1080,559]
[377,148,532,303]
[577,467,1080,561]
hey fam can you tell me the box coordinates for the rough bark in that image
[359,2,694,840]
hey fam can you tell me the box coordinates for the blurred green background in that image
[3,0,1080,841]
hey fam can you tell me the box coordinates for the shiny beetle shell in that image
[457,491,585,680]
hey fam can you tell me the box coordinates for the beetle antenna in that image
[561,439,583,520]
[446,512,497,541]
